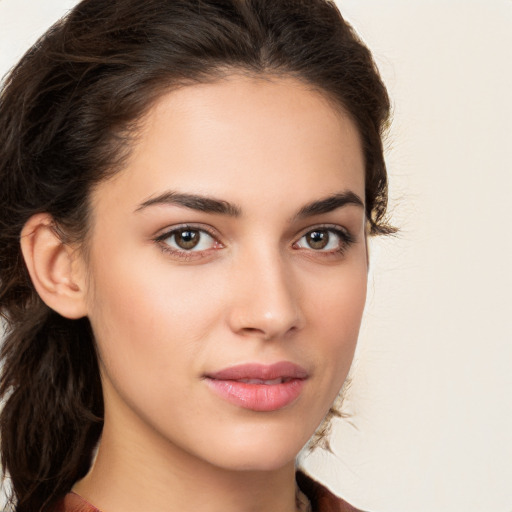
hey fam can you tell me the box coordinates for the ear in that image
[20,213,88,319]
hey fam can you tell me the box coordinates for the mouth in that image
[204,362,308,412]
[235,377,293,384]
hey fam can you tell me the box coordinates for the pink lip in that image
[204,362,308,412]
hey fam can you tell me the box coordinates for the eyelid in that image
[153,223,220,242]
[294,223,354,241]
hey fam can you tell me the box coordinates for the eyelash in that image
[153,224,355,261]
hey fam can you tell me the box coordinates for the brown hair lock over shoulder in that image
[0,1,393,510]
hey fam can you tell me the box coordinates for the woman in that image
[0,0,394,511]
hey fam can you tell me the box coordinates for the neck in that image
[74,407,299,512]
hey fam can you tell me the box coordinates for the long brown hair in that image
[0,1,392,510]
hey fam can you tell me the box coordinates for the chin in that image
[211,448,298,473]
[195,423,312,473]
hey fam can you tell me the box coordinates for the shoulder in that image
[51,492,101,512]
[296,470,368,512]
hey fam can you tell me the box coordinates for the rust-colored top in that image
[295,471,364,512]
[52,471,365,512]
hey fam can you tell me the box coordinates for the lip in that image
[204,362,308,412]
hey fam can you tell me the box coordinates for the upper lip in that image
[205,361,308,381]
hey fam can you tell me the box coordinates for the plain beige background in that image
[1,1,511,511]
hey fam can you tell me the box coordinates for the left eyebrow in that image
[294,191,364,219]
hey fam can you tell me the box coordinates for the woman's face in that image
[82,75,367,472]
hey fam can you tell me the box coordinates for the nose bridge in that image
[228,243,302,339]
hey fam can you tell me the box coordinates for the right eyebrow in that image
[135,190,242,217]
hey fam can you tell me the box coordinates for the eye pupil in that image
[176,229,200,249]
[307,230,329,250]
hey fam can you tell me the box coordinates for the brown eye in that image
[175,229,200,250]
[158,227,218,253]
[294,227,353,253]
[305,230,329,250]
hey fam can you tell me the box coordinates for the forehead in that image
[91,75,365,216]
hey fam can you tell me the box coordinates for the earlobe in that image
[20,213,88,319]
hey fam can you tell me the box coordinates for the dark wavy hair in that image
[0,0,393,510]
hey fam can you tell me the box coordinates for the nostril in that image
[239,324,299,341]
[241,326,268,337]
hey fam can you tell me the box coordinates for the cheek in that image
[84,258,224,442]
[84,248,222,386]
[309,254,367,326]
[305,259,367,384]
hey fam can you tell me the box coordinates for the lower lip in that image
[205,378,306,412]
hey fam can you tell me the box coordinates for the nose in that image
[226,249,304,341]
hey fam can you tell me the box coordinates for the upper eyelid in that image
[294,223,352,239]
[154,223,220,241]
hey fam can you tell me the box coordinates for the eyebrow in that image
[135,191,242,216]
[294,191,364,219]
[135,190,364,218]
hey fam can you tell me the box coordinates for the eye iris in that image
[307,230,329,250]
[176,229,200,250]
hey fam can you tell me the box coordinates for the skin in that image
[63,75,368,512]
